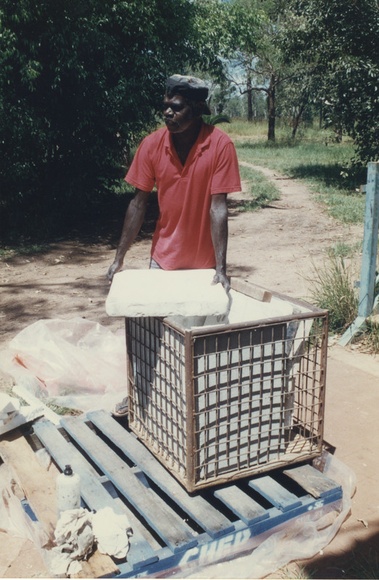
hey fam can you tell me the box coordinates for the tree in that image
[282,0,379,164]
[0,0,211,238]
[219,0,302,141]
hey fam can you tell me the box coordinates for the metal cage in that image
[126,280,328,492]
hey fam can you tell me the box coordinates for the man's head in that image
[165,74,211,116]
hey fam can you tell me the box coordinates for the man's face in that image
[162,94,198,134]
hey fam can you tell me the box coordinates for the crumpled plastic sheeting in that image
[185,452,357,579]
[0,463,49,548]
[44,507,133,576]
[92,507,133,559]
[0,318,127,413]
[45,509,94,577]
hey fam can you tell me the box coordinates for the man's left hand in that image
[212,271,230,293]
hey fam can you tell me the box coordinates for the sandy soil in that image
[0,163,365,577]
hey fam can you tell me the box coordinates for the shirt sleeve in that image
[210,140,242,195]
[125,136,156,192]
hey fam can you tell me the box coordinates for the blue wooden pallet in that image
[32,411,342,578]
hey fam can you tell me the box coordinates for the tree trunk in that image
[247,73,253,122]
[291,103,305,139]
[267,75,276,141]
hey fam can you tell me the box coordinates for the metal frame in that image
[126,279,328,492]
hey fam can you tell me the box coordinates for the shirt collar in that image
[164,122,212,157]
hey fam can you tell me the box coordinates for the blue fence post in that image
[339,161,379,346]
[358,162,379,316]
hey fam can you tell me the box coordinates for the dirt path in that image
[228,162,362,299]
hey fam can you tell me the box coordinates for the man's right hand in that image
[107,259,123,283]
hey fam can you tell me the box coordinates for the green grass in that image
[306,256,359,333]
[327,241,362,259]
[238,164,281,209]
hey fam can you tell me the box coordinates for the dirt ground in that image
[0,163,371,578]
[0,162,363,347]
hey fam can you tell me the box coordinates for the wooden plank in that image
[248,476,302,512]
[33,419,158,570]
[230,277,272,303]
[214,485,270,525]
[61,415,198,554]
[283,464,342,499]
[88,410,235,539]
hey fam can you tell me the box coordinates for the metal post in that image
[339,162,379,346]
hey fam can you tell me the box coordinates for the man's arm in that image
[210,193,230,292]
[107,189,150,282]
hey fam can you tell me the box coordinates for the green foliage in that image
[0,0,212,239]
[203,114,231,125]
[193,0,262,62]
[282,0,379,165]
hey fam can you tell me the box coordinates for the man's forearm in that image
[115,195,148,261]
[107,190,149,281]
[210,194,228,274]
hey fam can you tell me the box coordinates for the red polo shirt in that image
[125,123,241,270]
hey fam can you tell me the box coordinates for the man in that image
[107,74,241,288]
[107,74,241,415]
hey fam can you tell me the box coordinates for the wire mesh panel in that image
[192,323,288,482]
[126,284,328,492]
[127,317,188,477]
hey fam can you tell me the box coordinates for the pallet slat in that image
[249,475,302,512]
[61,416,198,554]
[214,485,270,525]
[88,410,235,539]
[283,464,342,499]
[33,419,158,570]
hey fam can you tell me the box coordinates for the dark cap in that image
[166,74,211,115]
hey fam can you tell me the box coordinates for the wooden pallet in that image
[25,410,343,578]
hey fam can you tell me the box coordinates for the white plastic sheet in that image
[0,318,127,412]
[0,463,48,548]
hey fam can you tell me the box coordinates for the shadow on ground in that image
[303,527,379,579]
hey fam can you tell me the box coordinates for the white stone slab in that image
[106,269,230,318]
